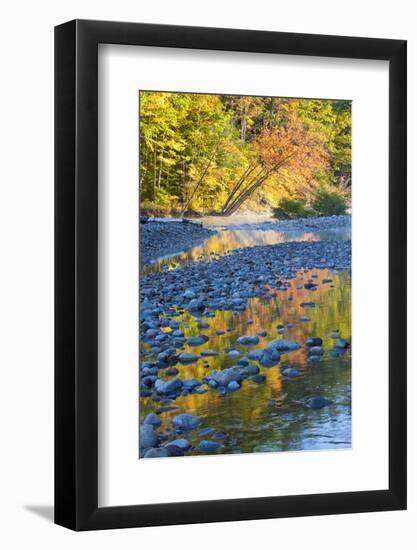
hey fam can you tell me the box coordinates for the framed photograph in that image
[55,19,406,530]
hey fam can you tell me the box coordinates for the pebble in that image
[165,438,192,451]
[267,339,300,352]
[308,396,333,410]
[182,378,201,391]
[155,377,183,395]
[251,374,266,383]
[335,338,350,349]
[281,367,300,378]
[237,335,260,346]
[144,413,161,427]
[172,413,201,431]
[178,352,199,364]
[165,366,179,376]
[308,346,324,356]
[144,447,169,458]
[197,440,224,453]
[306,337,323,347]
[140,424,159,450]
[199,427,214,436]
[155,405,179,414]
[187,335,209,346]
[139,219,351,456]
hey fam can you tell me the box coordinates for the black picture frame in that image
[55,19,407,531]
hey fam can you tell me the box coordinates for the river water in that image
[140,222,351,455]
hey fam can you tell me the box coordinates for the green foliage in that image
[272,197,314,219]
[311,187,348,216]
[273,187,348,219]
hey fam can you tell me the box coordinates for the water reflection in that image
[143,227,350,274]
[140,267,351,455]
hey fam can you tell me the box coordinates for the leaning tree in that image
[220,112,328,216]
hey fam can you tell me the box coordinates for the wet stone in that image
[197,440,224,453]
[306,337,323,347]
[144,447,169,458]
[144,413,161,427]
[178,352,199,364]
[308,396,333,410]
[237,335,260,346]
[172,413,201,431]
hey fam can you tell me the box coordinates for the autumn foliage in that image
[139,92,351,216]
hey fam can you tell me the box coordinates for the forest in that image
[139,91,351,217]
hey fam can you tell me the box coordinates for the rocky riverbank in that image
[140,221,216,270]
[212,214,351,232]
[139,238,351,458]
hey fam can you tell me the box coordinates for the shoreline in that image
[205,214,351,231]
[139,238,351,458]
[140,214,351,271]
[140,221,216,270]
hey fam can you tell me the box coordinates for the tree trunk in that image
[221,163,258,214]
[157,152,163,189]
[180,141,221,216]
[153,149,157,199]
[220,155,295,216]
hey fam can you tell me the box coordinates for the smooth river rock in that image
[143,447,169,458]
[197,440,224,453]
[237,335,260,346]
[308,396,334,410]
[267,339,300,352]
[172,413,201,431]
[140,424,159,450]
[178,352,199,364]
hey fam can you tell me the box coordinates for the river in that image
[140,217,351,456]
